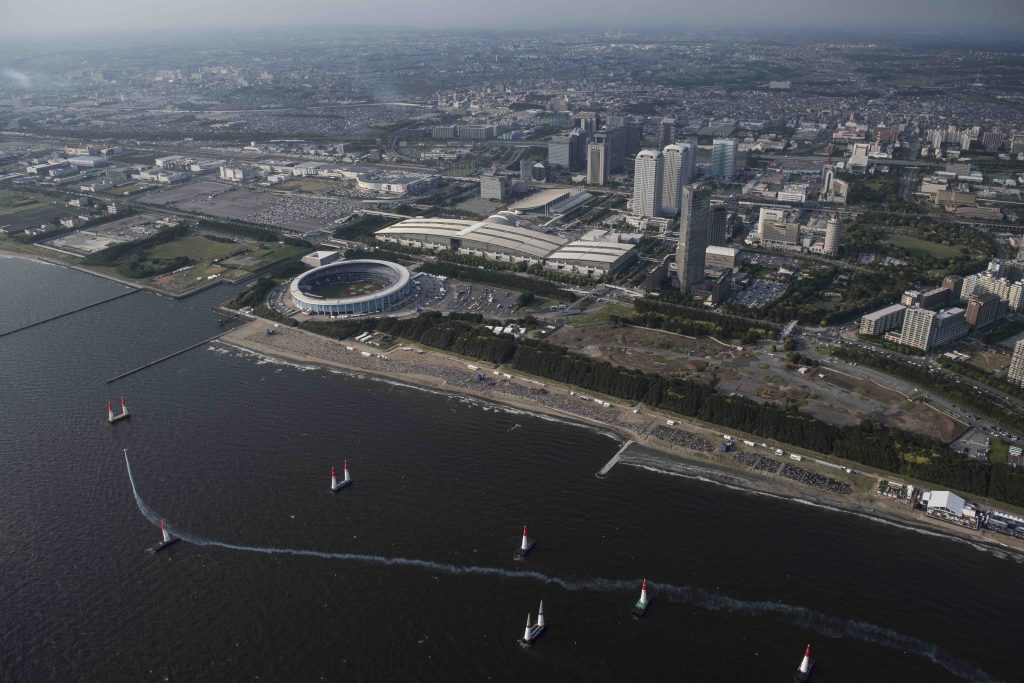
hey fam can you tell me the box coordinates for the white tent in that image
[927,490,965,517]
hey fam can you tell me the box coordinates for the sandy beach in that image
[220,318,1024,558]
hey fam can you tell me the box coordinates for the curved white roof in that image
[290,259,411,307]
[376,216,567,259]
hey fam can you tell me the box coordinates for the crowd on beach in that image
[780,463,853,495]
[732,450,782,473]
[650,426,714,452]
[235,326,855,497]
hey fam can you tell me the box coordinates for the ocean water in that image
[0,256,1020,681]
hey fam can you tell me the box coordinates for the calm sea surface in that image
[1,255,1021,681]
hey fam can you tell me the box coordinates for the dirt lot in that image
[547,320,748,378]
[547,314,966,442]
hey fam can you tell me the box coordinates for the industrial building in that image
[544,240,637,279]
[376,214,568,265]
[507,188,592,216]
[375,213,636,276]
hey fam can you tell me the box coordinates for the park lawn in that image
[276,178,339,193]
[572,302,634,327]
[885,235,963,259]
[251,242,306,263]
[968,351,1011,375]
[147,236,241,262]
[0,189,46,215]
[989,439,1010,465]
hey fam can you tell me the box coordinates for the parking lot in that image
[142,179,358,233]
[433,280,524,317]
[731,278,788,308]
[951,427,993,460]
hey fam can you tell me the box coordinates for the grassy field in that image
[147,236,242,262]
[276,178,339,193]
[885,236,963,259]
[571,303,634,327]
[0,237,82,263]
[318,280,384,298]
[0,189,45,216]
[968,350,1011,374]
[989,439,1010,465]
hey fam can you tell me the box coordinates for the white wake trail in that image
[123,453,998,682]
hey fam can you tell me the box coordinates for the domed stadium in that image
[288,259,413,315]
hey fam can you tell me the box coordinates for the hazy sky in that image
[1,0,1023,37]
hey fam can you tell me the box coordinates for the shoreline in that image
[218,318,1024,560]
[0,249,228,300]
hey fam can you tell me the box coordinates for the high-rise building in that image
[479,173,511,201]
[586,142,608,186]
[547,128,587,170]
[900,306,969,351]
[576,112,598,137]
[942,275,964,301]
[820,164,835,201]
[709,204,728,246]
[632,150,663,218]
[660,144,689,216]
[860,304,906,336]
[982,131,1004,152]
[593,128,625,173]
[899,307,936,350]
[965,292,1002,329]
[608,115,641,158]
[920,287,951,311]
[1008,339,1024,387]
[658,117,676,148]
[932,308,970,348]
[1011,134,1024,156]
[677,186,711,292]
[823,214,843,257]
[710,138,737,179]
[519,159,533,182]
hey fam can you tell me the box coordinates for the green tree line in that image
[304,311,1024,506]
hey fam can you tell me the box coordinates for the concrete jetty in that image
[0,290,139,339]
[106,329,234,383]
[596,440,633,478]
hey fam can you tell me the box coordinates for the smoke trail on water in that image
[124,454,996,682]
